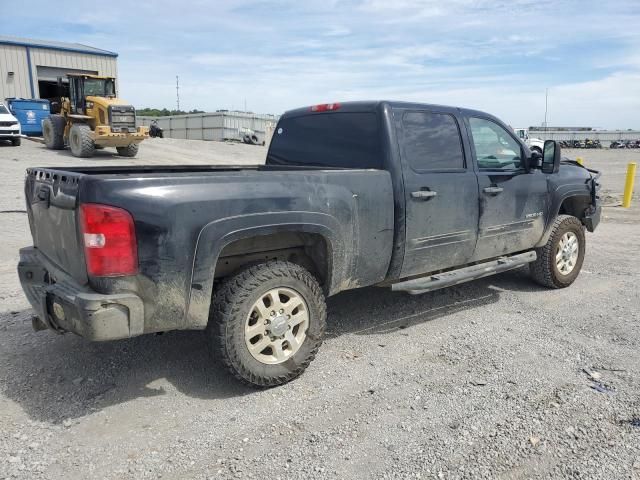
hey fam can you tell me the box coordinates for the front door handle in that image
[483,186,504,195]
[411,190,437,200]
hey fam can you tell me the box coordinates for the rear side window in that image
[267,112,381,169]
[401,111,465,171]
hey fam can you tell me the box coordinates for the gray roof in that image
[0,35,117,57]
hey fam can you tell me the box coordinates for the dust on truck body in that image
[18,101,601,387]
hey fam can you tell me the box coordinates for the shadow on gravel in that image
[326,267,544,337]
[0,310,252,424]
[1,268,544,424]
[47,146,123,160]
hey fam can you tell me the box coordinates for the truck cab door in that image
[396,108,479,278]
[465,116,549,261]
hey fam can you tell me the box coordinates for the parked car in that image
[0,102,21,146]
[18,101,602,387]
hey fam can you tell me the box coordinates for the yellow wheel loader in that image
[42,74,148,158]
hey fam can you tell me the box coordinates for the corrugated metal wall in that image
[0,45,32,99]
[0,44,118,101]
[29,48,117,97]
[138,112,279,143]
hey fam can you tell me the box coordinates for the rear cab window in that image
[267,111,382,169]
[400,111,466,171]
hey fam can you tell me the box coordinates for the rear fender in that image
[186,212,344,328]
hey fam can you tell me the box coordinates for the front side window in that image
[401,111,465,170]
[83,79,116,97]
[469,117,523,170]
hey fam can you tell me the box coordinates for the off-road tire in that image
[69,124,95,158]
[116,144,139,157]
[208,261,326,387]
[11,137,21,146]
[42,115,65,150]
[530,215,585,288]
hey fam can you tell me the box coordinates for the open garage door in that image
[36,66,98,102]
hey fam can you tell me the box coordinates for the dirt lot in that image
[1,139,639,479]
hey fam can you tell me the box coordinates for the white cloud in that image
[6,0,639,128]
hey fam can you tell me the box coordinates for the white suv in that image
[0,102,21,146]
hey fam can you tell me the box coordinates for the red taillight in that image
[79,203,138,277]
[310,103,341,112]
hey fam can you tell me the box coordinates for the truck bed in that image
[24,164,395,333]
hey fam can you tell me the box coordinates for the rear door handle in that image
[411,190,437,200]
[483,186,504,195]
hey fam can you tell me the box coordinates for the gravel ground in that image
[1,139,639,479]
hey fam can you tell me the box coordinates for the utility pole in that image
[176,75,180,112]
[544,88,548,132]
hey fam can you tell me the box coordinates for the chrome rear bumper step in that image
[391,251,537,295]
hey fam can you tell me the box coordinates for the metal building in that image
[0,35,117,102]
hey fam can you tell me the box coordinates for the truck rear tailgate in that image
[24,168,87,284]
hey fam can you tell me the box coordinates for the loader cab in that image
[63,75,117,115]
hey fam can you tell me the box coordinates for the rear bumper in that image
[17,247,144,341]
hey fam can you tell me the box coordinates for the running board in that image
[391,251,537,295]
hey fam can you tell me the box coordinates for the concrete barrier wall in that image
[138,112,279,143]
[530,130,640,142]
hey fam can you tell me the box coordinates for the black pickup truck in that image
[18,101,601,386]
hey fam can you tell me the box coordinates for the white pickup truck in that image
[513,128,544,154]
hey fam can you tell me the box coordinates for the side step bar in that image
[391,251,537,295]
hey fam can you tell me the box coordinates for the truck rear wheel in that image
[116,144,139,157]
[208,261,326,387]
[42,115,65,150]
[530,215,585,288]
[69,124,95,157]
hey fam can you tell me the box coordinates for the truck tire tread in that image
[43,115,65,150]
[530,214,585,289]
[208,261,326,387]
[69,124,95,157]
[116,144,139,157]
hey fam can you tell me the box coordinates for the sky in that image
[4,0,640,128]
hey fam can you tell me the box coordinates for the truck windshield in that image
[84,79,116,97]
[267,112,381,169]
[0,105,8,114]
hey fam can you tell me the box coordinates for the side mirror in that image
[542,140,561,174]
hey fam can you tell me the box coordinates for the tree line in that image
[136,108,205,117]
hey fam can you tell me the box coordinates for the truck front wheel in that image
[530,215,585,288]
[208,261,326,387]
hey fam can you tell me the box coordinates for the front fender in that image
[186,211,345,328]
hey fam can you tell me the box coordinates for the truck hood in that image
[0,113,18,122]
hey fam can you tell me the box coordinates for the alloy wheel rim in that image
[244,287,309,365]
[556,232,579,275]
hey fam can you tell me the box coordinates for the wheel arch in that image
[536,192,592,248]
[186,214,345,329]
